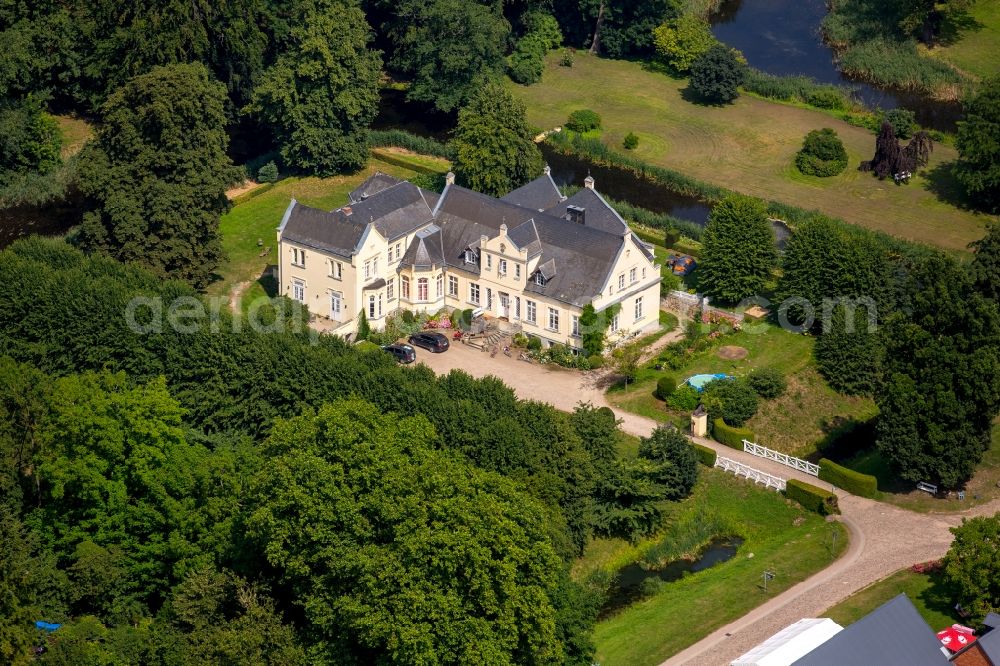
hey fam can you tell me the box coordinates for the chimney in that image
[445,172,456,186]
[543,164,551,176]
[584,174,595,189]
[343,206,352,216]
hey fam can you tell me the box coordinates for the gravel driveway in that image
[413,341,1000,666]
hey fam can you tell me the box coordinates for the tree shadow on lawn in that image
[679,85,735,108]
[922,161,978,213]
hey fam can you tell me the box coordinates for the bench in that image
[916,481,938,494]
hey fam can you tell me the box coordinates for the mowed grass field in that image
[209,150,450,306]
[823,567,961,631]
[512,53,995,252]
[929,0,1000,80]
[585,467,848,666]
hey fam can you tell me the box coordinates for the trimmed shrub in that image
[664,228,682,247]
[692,443,717,467]
[257,161,279,183]
[786,479,840,516]
[818,458,878,498]
[667,385,700,411]
[689,45,746,104]
[566,109,601,133]
[703,378,759,426]
[747,368,787,399]
[795,128,848,177]
[527,336,543,351]
[713,418,753,449]
[655,376,677,400]
[623,132,639,150]
[401,310,415,324]
[587,354,604,369]
[560,49,575,67]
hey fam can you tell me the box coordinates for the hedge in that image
[818,458,879,498]
[713,418,753,450]
[692,443,717,467]
[785,479,840,516]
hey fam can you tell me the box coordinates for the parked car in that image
[381,343,416,363]
[408,331,450,353]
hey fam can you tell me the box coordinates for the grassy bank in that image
[512,53,993,252]
[606,323,876,459]
[209,150,450,306]
[585,468,848,666]
[930,0,1000,81]
[824,567,960,630]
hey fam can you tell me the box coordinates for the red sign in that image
[937,625,977,652]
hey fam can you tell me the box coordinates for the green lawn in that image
[209,150,450,304]
[512,53,995,253]
[824,568,961,631]
[840,422,1000,512]
[55,115,93,159]
[586,468,848,666]
[930,0,1000,80]
[607,323,876,457]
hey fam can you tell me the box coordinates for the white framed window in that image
[486,288,493,309]
[448,275,458,296]
[328,260,342,280]
[465,249,476,264]
[373,257,379,276]
[515,297,521,319]
[642,267,647,280]
[292,248,305,267]
[630,267,637,284]
[534,273,544,286]
[486,254,492,270]
[611,312,620,332]
[634,296,643,321]
[394,243,401,261]
[364,260,371,280]
[369,295,376,318]
[571,315,580,337]
[526,300,536,324]
[515,264,521,280]
[378,294,383,317]
[618,274,625,290]
[330,292,341,319]
[436,274,443,297]
[547,307,559,332]
[498,259,507,275]
[470,283,480,305]
[292,280,305,302]
[401,275,410,299]
[387,278,395,301]
[417,277,428,301]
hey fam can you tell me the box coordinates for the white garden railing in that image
[715,456,786,492]
[743,440,820,477]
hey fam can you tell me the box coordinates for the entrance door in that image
[498,292,510,319]
[330,292,342,321]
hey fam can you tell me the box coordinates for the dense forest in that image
[0,238,699,663]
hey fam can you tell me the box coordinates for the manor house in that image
[276,168,662,349]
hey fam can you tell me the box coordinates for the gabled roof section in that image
[501,169,566,211]
[508,218,542,257]
[546,187,629,235]
[337,181,435,242]
[349,172,402,204]
[791,595,949,666]
[280,201,367,258]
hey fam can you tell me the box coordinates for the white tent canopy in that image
[732,618,844,666]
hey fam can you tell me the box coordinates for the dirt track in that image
[415,341,1000,665]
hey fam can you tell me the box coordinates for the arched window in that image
[401,275,410,299]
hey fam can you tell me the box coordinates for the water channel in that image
[599,536,744,619]
[709,0,962,132]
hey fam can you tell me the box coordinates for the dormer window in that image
[534,272,545,286]
[464,249,477,264]
[566,205,585,225]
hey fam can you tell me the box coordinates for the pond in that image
[709,0,962,132]
[599,536,744,619]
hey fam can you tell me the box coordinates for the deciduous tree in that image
[638,426,698,500]
[451,82,543,196]
[955,76,1000,213]
[77,63,236,288]
[698,194,776,303]
[689,44,746,104]
[943,514,1000,624]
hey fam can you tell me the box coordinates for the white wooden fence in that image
[742,440,820,477]
[715,456,787,492]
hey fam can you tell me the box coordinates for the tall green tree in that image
[0,96,61,183]
[814,302,883,395]
[553,0,680,58]
[955,76,1000,214]
[971,222,1000,302]
[638,426,698,500]
[77,63,236,288]
[689,44,746,104]
[248,398,572,664]
[377,0,510,113]
[943,514,1000,625]
[875,262,1000,488]
[698,194,776,303]
[451,82,543,196]
[246,0,381,175]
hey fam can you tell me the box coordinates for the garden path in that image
[416,341,1000,665]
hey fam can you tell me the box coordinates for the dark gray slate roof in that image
[349,172,402,203]
[281,202,367,258]
[792,595,949,666]
[341,181,435,242]
[507,218,542,256]
[399,225,445,269]
[501,171,565,211]
[545,187,629,235]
